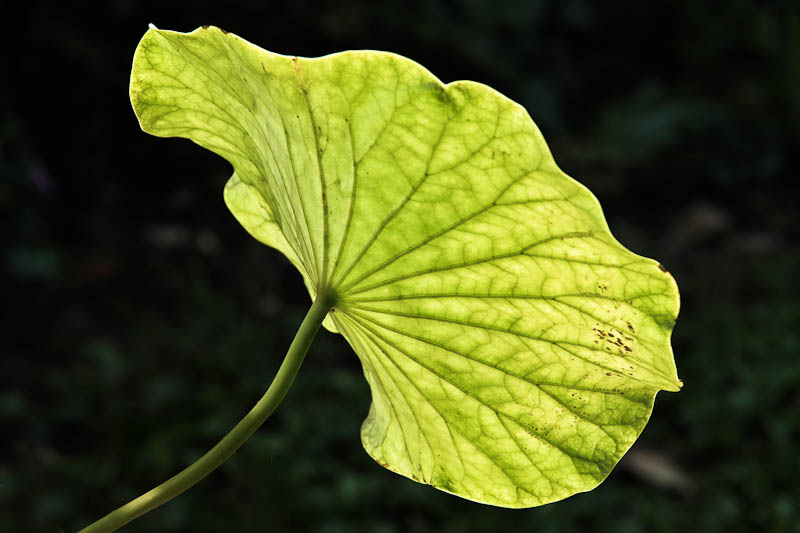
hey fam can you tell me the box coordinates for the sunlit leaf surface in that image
[130,26,680,507]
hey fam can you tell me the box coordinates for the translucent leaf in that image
[130,25,681,507]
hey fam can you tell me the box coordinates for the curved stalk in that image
[80,290,336,532]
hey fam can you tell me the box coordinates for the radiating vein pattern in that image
[130,26,681,509]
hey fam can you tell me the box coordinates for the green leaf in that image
[130,25,681,508]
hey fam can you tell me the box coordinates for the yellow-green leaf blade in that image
[129,25,681,509]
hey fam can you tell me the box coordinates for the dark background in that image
[3,1,798,531]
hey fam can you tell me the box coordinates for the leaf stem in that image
[80,289,337,532]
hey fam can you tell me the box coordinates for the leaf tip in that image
[663,377,683,393]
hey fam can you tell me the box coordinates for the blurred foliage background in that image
[2,1,798,531]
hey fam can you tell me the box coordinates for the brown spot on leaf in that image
[594,325,634,356]
[658,263,669,273]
